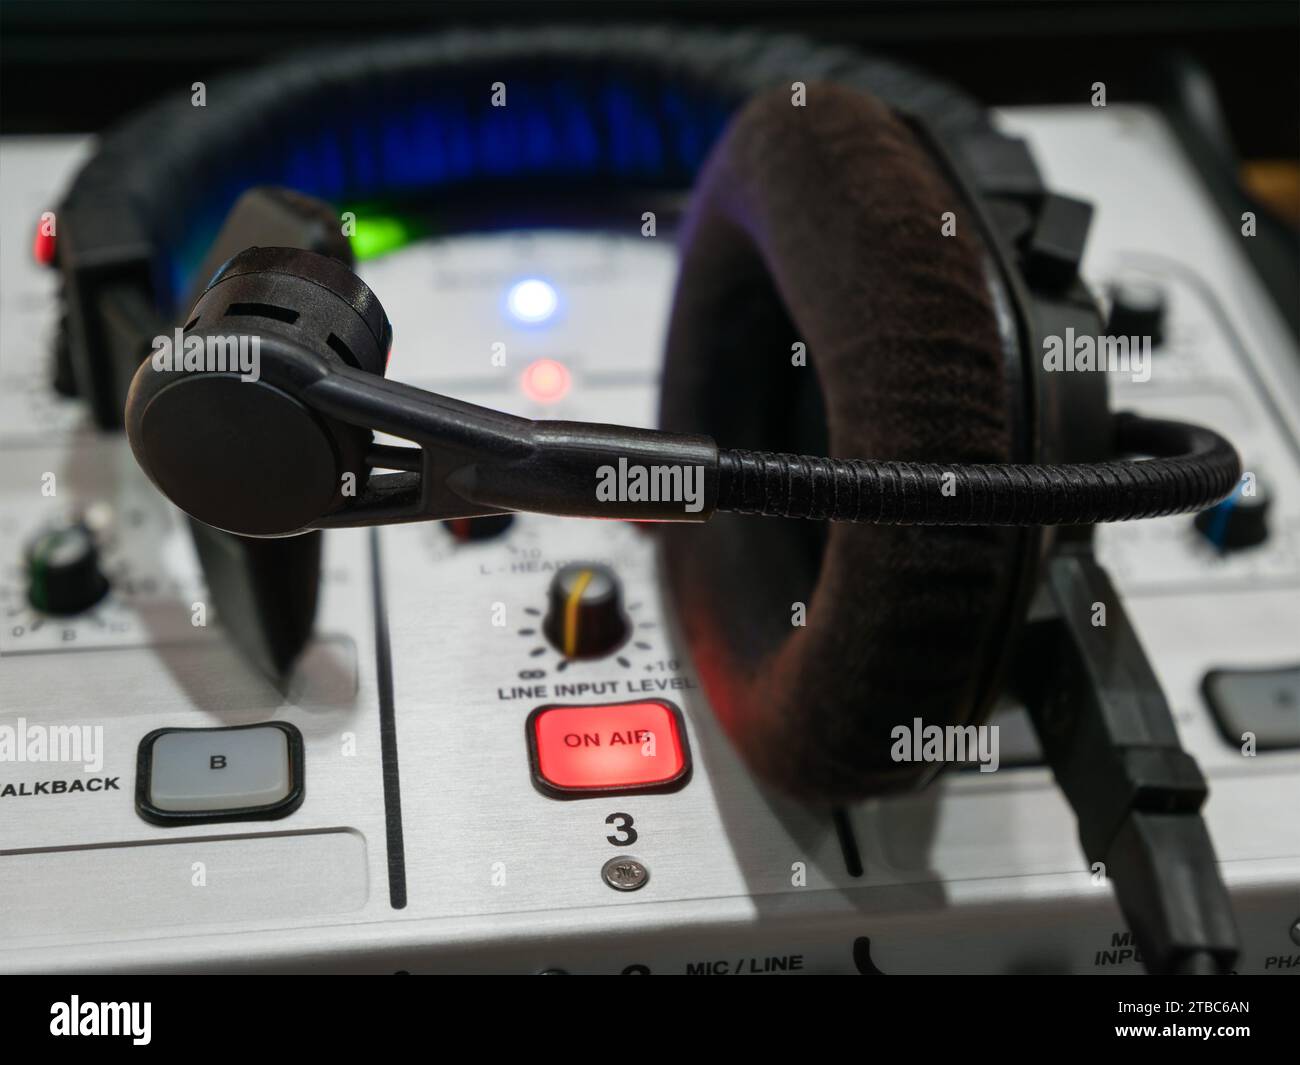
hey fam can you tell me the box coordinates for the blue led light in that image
[507,278,559,324]
[161,78,734,308]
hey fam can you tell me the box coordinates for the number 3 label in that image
[605,812,637,846]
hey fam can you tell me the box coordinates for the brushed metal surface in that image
[1,830,368,941]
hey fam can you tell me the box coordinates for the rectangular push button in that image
[527,700,690,797]
[1203,665,1300,750]
[136,722,304,826]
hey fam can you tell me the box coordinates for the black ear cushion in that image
[659,84,1022,801]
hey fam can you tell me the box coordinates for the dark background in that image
[1,0,1296,159]
[3,0,1297,325]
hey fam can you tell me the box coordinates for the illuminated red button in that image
[528,700,690,797]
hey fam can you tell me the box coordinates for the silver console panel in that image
[1,105,1297,974]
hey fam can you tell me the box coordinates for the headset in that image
[122,241,1237,538]
[54,27,1241,971]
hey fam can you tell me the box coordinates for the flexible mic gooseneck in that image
[715,413,1240,526]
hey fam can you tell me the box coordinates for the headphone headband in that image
[57,26,1004,427]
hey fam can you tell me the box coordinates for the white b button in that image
[137,723,304,825]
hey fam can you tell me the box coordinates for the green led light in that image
[348,213,411,260]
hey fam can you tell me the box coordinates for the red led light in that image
[520,358,571,404]
[528,700,689,795]
[32,223,56,266]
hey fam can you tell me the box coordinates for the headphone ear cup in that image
[125,248,392,537]
[659,84,1024,800]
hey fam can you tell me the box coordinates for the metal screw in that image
[602,856,649,892]
[1289,917,1300,948]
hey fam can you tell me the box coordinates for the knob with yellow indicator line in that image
[543,563,629,659]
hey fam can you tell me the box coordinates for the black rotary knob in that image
[543,563,628,659]
[26,521,110,615]
[1106,278,1167,347]
[1195,478,1270,551]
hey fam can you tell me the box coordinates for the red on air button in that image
[527,700,691,798]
